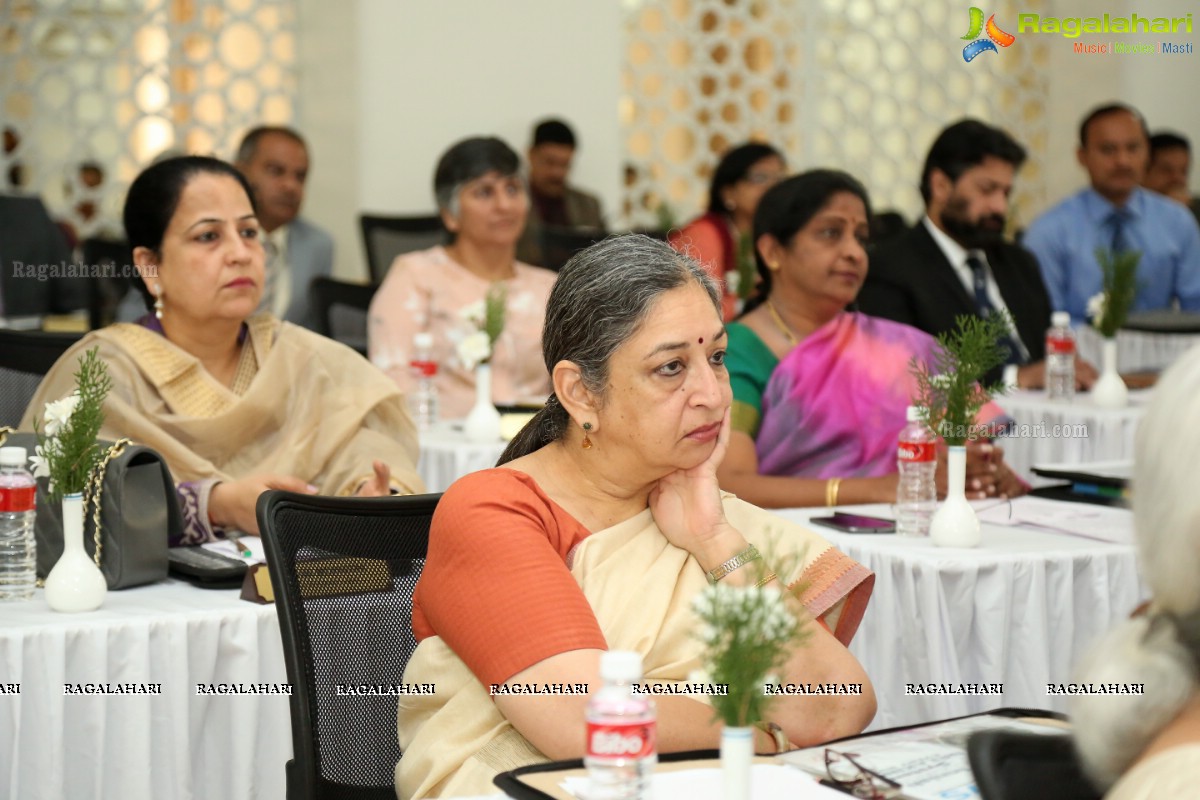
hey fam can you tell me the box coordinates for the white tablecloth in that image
[0,581,291,799]
[1076,325,1200,373]
[995,388,1147,481]
[417,422,507,493]
[777,504,1145,731]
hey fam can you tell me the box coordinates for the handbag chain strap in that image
[83,438,133,568]
[0,426,12,445]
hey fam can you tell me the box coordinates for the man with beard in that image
[859,119,1087,389]
[1024,104,1200,323]
[234,126,334,330]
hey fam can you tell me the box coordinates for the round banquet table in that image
[417,421,508,493]
[1075,324,1200,374]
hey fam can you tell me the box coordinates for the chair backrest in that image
[81,237,134,329]
[257,490,441,800]
[359,214,445,284]
[538,225,605,272]
[0,329,83,427]
[967,729,1101,800]
[309,277,378,356]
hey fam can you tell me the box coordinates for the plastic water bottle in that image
[896,406,937,538]
[1046,311,1076,402]
[0,446,37,601]
[408,331,439,429]
[585,651,656,799]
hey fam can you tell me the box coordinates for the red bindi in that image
[698,337,704,344]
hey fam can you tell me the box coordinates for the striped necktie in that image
[966,252,1025,366]
[1108,209,1130,254]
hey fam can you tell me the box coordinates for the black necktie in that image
[966,253,1025,366]
[1109,210,1130,253]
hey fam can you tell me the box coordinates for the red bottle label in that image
[410,359,437,378]
[0,486,36,512]
[1046,335,1075,356]
[897,442,936,463]
[586,720,656,760]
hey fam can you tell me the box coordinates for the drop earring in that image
[581,422,593,450]
[153,283,164,320]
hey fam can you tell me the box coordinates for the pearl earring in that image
[153,283,164,320]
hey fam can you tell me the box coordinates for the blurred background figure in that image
[516,118,605,266]
[669,142,786,320]
[1143,131,1200,224]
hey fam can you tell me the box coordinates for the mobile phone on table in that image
[809,512,896,533]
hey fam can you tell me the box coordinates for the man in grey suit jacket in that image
[235,126,334,330]
[0,194,86,324]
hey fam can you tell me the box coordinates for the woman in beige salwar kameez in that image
[395,235,875,798]
[22,156,423,543]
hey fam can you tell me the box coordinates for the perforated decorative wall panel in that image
[0,0,297,240]
[621,0,1049,230]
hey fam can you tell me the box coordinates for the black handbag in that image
[0,428,177,589]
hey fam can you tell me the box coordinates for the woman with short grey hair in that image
[1071,345,1200,796]
[368,136,557,417]
[395,234,876,797]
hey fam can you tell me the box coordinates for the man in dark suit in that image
[516,118,605,266]
[0,194,86,325]
[858,119,1096,389]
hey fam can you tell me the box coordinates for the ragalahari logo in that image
[961,7,1016,62]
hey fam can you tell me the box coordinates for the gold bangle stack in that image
[825,477,842,508]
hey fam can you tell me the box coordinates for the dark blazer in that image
[0,195,85,319]
[857,221,1053,384]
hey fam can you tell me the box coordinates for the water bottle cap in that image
[906,406,924,423]
[599,650,643,682]
[1051,311,1071,328]
[0,446,28,466]
[414,332,434,349]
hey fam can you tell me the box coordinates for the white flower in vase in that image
[44,392,81,437]
[1087,292,1108,333]
[456,330,492,372]
[458,300,487,327]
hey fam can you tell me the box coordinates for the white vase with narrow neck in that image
[44,493,107,612]
[720,726,753,800]
[930,446,981,548]
[1091,338,1128,410]
[463,363,502,443]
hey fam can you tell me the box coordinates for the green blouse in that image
[726,321,779,439]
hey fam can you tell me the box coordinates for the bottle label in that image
[586,720,656,760]
[410,359,437,378]
[1046,336,1075,356]
[0,486,36,512]
[897,442,936,463]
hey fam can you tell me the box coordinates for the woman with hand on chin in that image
[396,235,875,799]
[368,137,557,418]
[717,170,1026,508]
[23,156,423,542]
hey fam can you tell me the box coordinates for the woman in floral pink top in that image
[368,137,557,417]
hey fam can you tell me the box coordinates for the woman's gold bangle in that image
[825,477,842,508]
[754,721,790,753]
[755,572,778,588]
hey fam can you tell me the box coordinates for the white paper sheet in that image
[976,495,1134,544]
[201,535,267,563]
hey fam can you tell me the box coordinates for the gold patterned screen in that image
[621,0,1049,230]
[0,0,297,241]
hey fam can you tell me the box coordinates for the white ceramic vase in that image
[44,493,107,612]
[930,446,981,548]
[462,363,502,443]
[720,725,753,800]
[1091,338,1128,410]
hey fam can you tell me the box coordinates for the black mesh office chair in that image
[81,237,134,329]
[257,490,441,800]
[359,214,445,284]
[967,729,1101,800]
[0,329,83,427]
[538,225,604,272]
[309,277,378,357]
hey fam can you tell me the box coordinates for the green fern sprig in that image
[483,283,507,348]
[909,313,1010,446]
[33,347,111,500]
[1092,247,1141,338]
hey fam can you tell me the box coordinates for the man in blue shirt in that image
[1024,103,1200,323]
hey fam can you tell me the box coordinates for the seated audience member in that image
[1023,103,1200,322]
[368,137,557,417]
[1143,130,1200,225]
[717,170,1025,508]
[22,156,423,542]
[1,194,86,324]
[1071,345,1200,797]
[396,235,876,797]
[515,118,605,266]
[234,125,334,330]
[669,142,786,320]
[859,119,1096,390]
